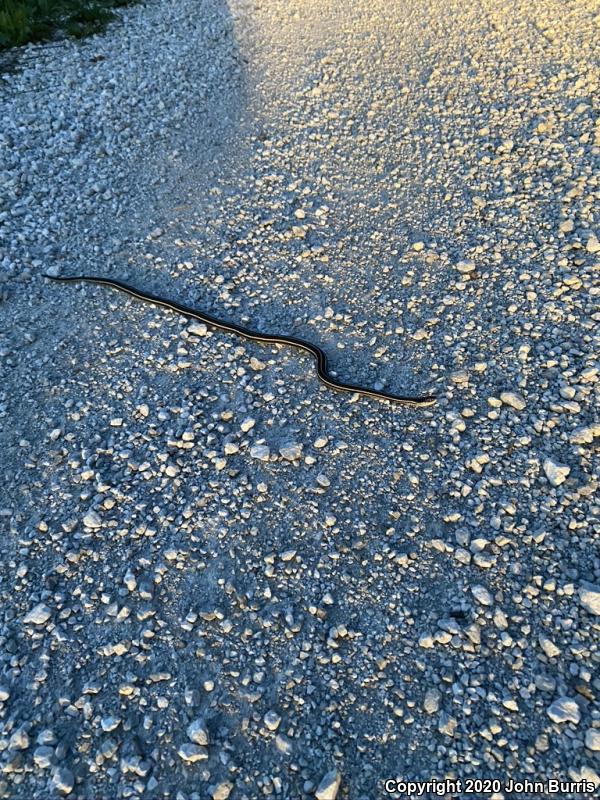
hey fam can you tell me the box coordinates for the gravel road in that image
[1,0,599,798]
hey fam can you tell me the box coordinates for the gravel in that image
[1,0,599,797]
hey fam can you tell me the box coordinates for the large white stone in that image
[586,233,600,253]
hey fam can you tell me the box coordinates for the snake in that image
[43,274,436,408]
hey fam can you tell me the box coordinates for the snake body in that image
[43,274,436,408]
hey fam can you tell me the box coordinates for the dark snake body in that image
[44,274,436,408]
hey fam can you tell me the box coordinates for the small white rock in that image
[240,417,255,432]
[586,233,600,253]
[178,743,208,762]
[543,458,570,487]
[493,609,508,630]
[51,767,74,795]
[33,746,54,769]
[450,369,469,385]
[438,713,457,736]
[454,259,476,274]
[250,357,266,371]
[500,391,527,411]
[210,782,233,800]
[279,443,302,461]
[187,719,209,746]
[315,769,341,800]
[264,710,281,731]
[471,585,493,606]
[124,569,136,592]
[9,729,30,750]
[23,603,51,625]
[559,218,574,233]
[101,716,121,732]
[250,444,270,461]
[547,697,581,724]
[570,425,599,445]
[83,510,102,529]
[423,689,441,714]
[570,764,600,786]
[579,583,600,616]
[188,322,208,336]
[275,733,293,754]
[538,635,561,658]
[585,729,600,751]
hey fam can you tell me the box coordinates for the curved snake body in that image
[44,274,436,408]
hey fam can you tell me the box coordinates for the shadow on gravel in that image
[1,0,250,414]
[88,0,250,283]
[0,0,249,527]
